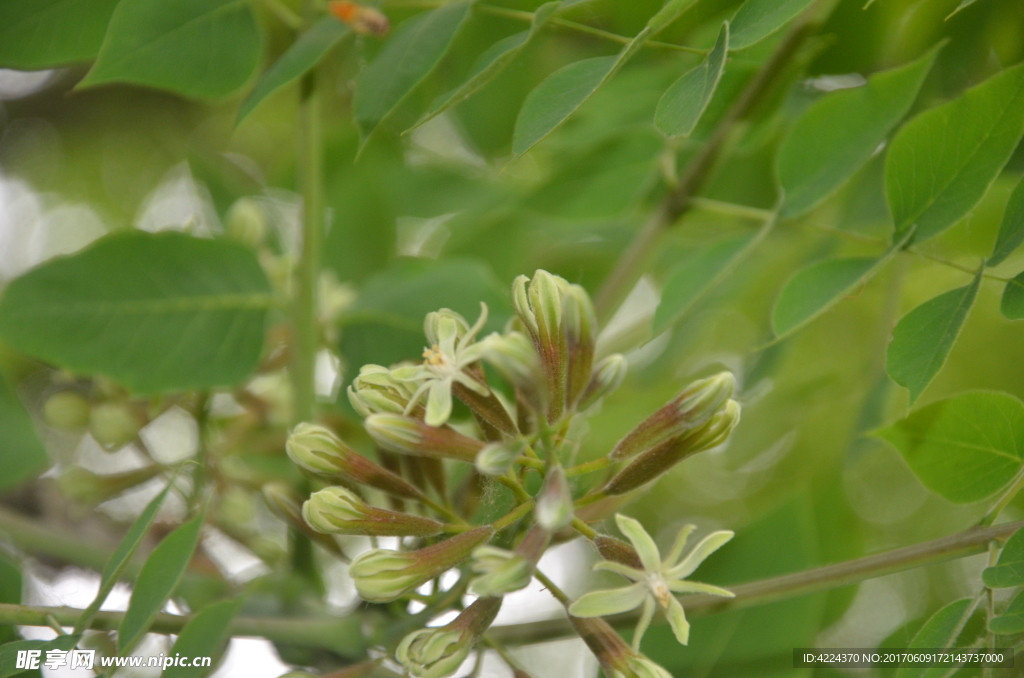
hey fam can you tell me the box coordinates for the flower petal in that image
[460,302,489,349]
[665,595,690,646]
[668,580,734,598]
[632,597,656,652]
[664,524,696,568]
[453,369,490,396]
[666,530,734,580]
[424,379,454,426]
[593,561,644,581]
[568,583,647,618]
[614,514,661,572]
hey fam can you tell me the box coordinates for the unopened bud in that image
[58,466,161,505]
[365,414,484,462]
[262,482,348,560]
[89,402,144,450]
[592,535,643,570]
[475,439,526,476]
[303,486,443,537]
[577,354,627,411]
[329,1,390,36]
[610,372,735,461]
[43,391,90,430]
[396,597,502,678]
[612,655,673,678]
[347,364,417,417]
[479,331,541,390]
[603,399,740,496]
[285,423,425,500]
[536,465,573,531]
[225,197,267,248]
[513,271,570,421]
[569,616,633,675]
[349,526,493,602]
[563,285,597,409]
[469,546,532,597]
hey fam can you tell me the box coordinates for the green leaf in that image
[989,590,1024,634]
[0,373,48,492]
[0,231,272,394]
[79,0,263,100]
[0,0,120,69]
[75,476,179,634]
[885,269,982,404]
[771,231,912,340]
[729,0,813,51]
[653,227,767,334]
[0,554,21,644]
[947,0,981,19]
[0,636,81,678]
[353,1,472,142]
[655,22,729,138]
[119,512,205,654]
[512,0,697,157]
[163,598,243,678]
[778,46,941,218]
[874,391,1024,504]
[982,527,1024,588]
[237,16,350,125]
[407,2,562,133]
[1002,271,1024,320]
[894,598,974,678]
[989,177,1024,266]
[886,62,1024,243]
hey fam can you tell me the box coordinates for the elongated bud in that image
[613,655,674,678]
[43,391,91,430]
[451,377,518,437]
[329,1,390,36]
[610,372,735,461]
[262,482,348,560]
[89,402,145,450]
[58,466,161,505]
[563,285,597,410]
[286,423,425,500]
[536,465,573,531]
[603,400,740,495]
[592,535,643,570]
[569,616,671,678]
[365,414,484,462]
[468,546,532,597]
[513,271,570,422]
[479,331,541,390]
[303,486,444,537]
[396,597,502,678]
[349,526,493,602]
[475,439,527,476]
[347,364,417,417]
[578,354,627,411]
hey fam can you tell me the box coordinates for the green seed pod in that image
[89,402,144,450]
[42,391,91,430]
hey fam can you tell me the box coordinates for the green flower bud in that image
[262,482,349,560]
[396,598,502,678]
[469,545,532,597]
[89,402,144,450]
[303,486,444,537]
[225,197,268,248]
[285,423,425,500]
[475,439,527,477]
[578,354,628,411]
[513,271,571,422]
[479,331,541,391]
[347,364,417,417]
[603,400,740,496]
[592,535,643,570]
[563,284,597,410]
[365,414,484,462]
[349,526,493,602]
[612,655,674,678]
[424,308,471,350]
[610,372,735,461]
[42,391,91,430]
[536,465,573,531]
[569,615,633,675]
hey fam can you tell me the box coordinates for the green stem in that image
[564,457,610,478]
[292,50,325,426]
[493,501,534,531]
[571,517,598,539]
[499,473,533,503]
[533,569,570,605]
[688,197,777,221]
[261,0,303,29]
[979,465,1024,526]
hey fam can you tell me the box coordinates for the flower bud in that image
[513,271,570,422]
[89,402,144,450]
[563,284,597,410]
[612,655,674,678]
[396,598,502,678]
[479,331,541,391]
[536,465,573,531]
[610,372,735,461]
[468,546,532,597]
[602,400,740,496]
[286,423,425,501]
[475,439,527,477]
[329,1,390,37]
[349,526,493,602]
[58,466,161,505]
[43,391,91,430]
[365,414,484,462]
[225,197,267,248]
[303,486,444,537]
[577,354,628,411]
[592,535,643,570]
[569,616,671,678]
[261,482,349,560]
[347,364,417,417]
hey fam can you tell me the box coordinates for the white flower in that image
[569,514,734,648]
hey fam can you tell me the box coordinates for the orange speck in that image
[329,1,358,22]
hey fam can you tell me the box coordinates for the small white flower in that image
[569,514,734,648]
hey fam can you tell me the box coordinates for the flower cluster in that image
[281,270,742,678]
